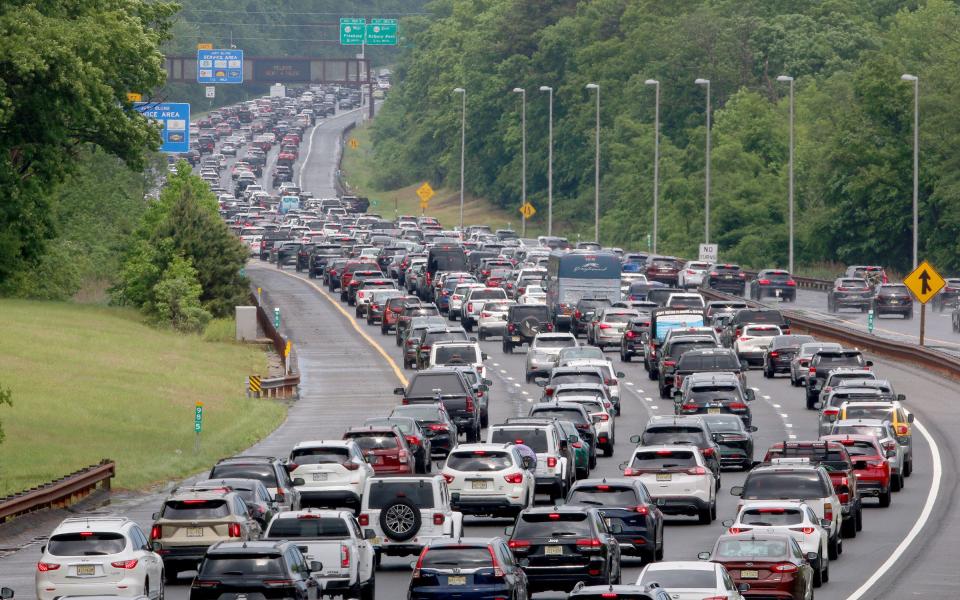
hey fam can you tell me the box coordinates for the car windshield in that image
[266,517,350,538]
[535,337,576,349]
[434,346,479,364]
[832,425,885,438]
[742,473,827,500]
[531,408,587,425]
[836,440,879,457]
[513,512,592,538]
[290,447,351,464]
[567,486,638,507]
[715,539,789,559]
[407,374,466,397]
[630,450,697,469]
[47,533,126,556]
[367,481,434,509]
[344,432,399,450]
[200,555,285,576]
[162,499,231,519]
[512,306,549,319]
[490,428,548,453]
[638,569,716,588]
[421,547,492,569]
[446,451,512,471]
[603,313,634,323]
[740,508,804,527]
[641,427,705,446]
[703,416,745,433]
[209,464,276,486]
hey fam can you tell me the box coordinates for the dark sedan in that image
[701,264,747,295]
[762,334,816,378]
[871,283,913,318]
[390,403,458,457]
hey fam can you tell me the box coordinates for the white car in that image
[561,358,624,415]
[623,444,716,524]
[477,299,515,340]
[679,261,711,289]
[525,332,578,381]
[287,440,374,513]
[429,340,488,379]
[724,500,830,586]
[461,287,509,331]
[620,272,648,296]
[357,475,464,558]
[556,395,615,455]
[518,284,546,305]
[487,419,569,501]
[441,443,536,517]
[36,516,163,600]
[666,292,706,309]
[448,283,485,320]
[636,561,745,600]
[733,324,782,366]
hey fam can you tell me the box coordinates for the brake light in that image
[481,312,491,318]
[338,544,350,569]
[110,559,139,569]
[729,402,748,410]
[150,525,162,540]
[503,472,524,484]
[770,351,779,357]
[599,323,611,330]
[544,387,554,397]
[792,527,816,535]
[433,513,445,525]
[896,424,909,436]
[508,540,531,551]
[680,403,697,411]
[634,505,649,515]
[701,448,715,457]
[405,435,420,446]
[358,514,369,526]
[263,579,295,587]
[787,280,797,286]
[598,413,610,421]
[772,563,799,573]
[837,493,850,504]
[626,330,636,339]
[37,562,60,572]
[546,322,555,332]
[398,450,409,464]
[809,366,817,376]
[429,424,448,431]
[739,336,751,342]
[687,466,707,475]
[228,523,241,537]
[576,538,603,551]
[824,502,833,522]
[728,527,750,534]
[465,395,475,412]
[758,279,771,285]
[623,468,638,476]
[663,360,676,367]
[738,272,746,278]
[710,271,718,276]
[882,440,897,452]
[547,457,557,468]
[442,473,455,484]
[574,310,582,319]
[823,408,840,416]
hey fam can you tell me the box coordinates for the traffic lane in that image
[298,107,365,198]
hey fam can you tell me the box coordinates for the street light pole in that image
[645,79,660,253]
[695,78,711,245]
[901,73,919,268]
[453,87,466,230]
[586,83,600,243]
[513,87,527,236]
[777,75,795,274]
[539,86,554,236]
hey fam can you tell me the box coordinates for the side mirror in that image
[711,433,721,442]
[897,393,906,402]
[616,371,625,378]
[740,360,750,371]
[482,353,489,360]
[479,384,489,392]
[534,378,547,387]
[364,529,377,540]
[745,388,757,402]
[907,413,915,423]
[151,512,160,520]
[40,545,46,555]
[393,387,405,396]
[568,434,579,444]
[748,426,758,432]
[730,486,744,497]
[806,552,819,563]
[484,379,493,386]
[504,526,515,536]
[721,519,733,527]
[408,561,418,569]
[1,588,13,600]
[521,456,534,470]
[697,551,712,561]
[886,449,897,458]
[866,360,874,367]
[820,519,831,529]
[310,561,323,572]
[292,477,305,486]
[738,583,751,593]
[629,434,642,444]
[813,402,823,410]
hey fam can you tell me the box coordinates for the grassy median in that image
[0,299,285,496]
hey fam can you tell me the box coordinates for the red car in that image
[342,426,414,475]
[645,255,683,286]
[821,434,892,507]
[703,533,815,600]
[381,296,419,334]
[339,260,379,296]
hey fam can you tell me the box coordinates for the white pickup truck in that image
[263,508,376,600]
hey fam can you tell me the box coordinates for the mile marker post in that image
[194,401,204,453]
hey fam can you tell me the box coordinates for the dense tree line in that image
[371,0,958,273]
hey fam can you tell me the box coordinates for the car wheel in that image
[379,498,421,542]
[841,514,857,539]
[822,554,830,583]
[806,393,818,410]
[698,505,712,524]
[360,573,375,600]
[589,453,597,470]
[658,384,671,399]
[603,443,614,457]
[503,343,513,354]
[828,535,840,560]
[463,319,473,332]
[879,489,892,507]
[478,330,486,341]
[162,564,177,585]
[655,538,664,561]
[813,551,824,588]
[856,507,863,531]
[621,350,631,362]
[893,474,904,492]
[904,459,913,477]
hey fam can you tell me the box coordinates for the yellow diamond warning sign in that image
[519,202,536,219]
[903,260,945,305]
[416,182,434,204]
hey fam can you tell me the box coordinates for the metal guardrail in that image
[247,292,300,398]
[0,460,115,523]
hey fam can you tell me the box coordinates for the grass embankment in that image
[341,124,546,234]
[0,300,285,496]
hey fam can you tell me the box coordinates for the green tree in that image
[153,254,212,333]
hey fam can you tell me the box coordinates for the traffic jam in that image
[31,89,924,600]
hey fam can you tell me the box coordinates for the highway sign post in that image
[339,18,366,45]
[274,307,281,329]
[194,401,203,453]
[197,49,244,84]
[867,309,875,333]
[698,243,718,262]
[903,260,946,346]
[366,19,398,45]
[133,102,190,153]
[416,182,434,215]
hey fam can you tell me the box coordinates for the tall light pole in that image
[586,83,600,243]
[695,78,711,245]
[901,73,919,269]
[645,79,660,253]
[539,85,554,236]
[513,87,527,236]
[453,87,466,230]
[777,75,795,274]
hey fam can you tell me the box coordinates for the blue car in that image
[409,537,528,600]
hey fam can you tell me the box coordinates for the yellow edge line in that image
[272,268,408,386]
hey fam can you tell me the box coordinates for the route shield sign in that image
[340,18,365,45]
[903,260,945,304]
[366,19,398,45]
[197,49,243,84]
[134,102,190,153]
[519,202,536,219]
[416,182,435,203]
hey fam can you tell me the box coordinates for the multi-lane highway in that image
[2,100,959,600]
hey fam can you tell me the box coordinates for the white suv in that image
[441,443,536,517]
[287,440,374,513]
[461,287,509,331]
[37,516,163,600]
[679,261,711,289]
[429,341,488,379]
[487,419,569,501]
[623,444,716,524]
[357,475,464,558]
[448,283,485,320]
[477,299,515,340]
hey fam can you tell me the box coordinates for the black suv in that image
[672,348,746,394]
[656,335,719,398]
[307,244,342,279]
[506,506,622,594]
[565,478,664,563]
[620,315,651,362]
[572,298,612,336]
[190,540,320,600]
[632,415,721,486]
[503,304,553,353]
[762,334,816,378]
[805,349,872,408]
[209,455,302,512]
[395,368,482,442]
[700,264,746,295]
[871,283,913,318]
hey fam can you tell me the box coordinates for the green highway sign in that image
[194,402,204,433]
[340,18,365,45]
[366,19,398,45]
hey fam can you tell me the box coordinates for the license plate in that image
[186,527,204,537]
[370,536,381,545]
[471,480,489,490]
[740,569,759,579]
[448,576,466,585]
[312,472,328,482]
[724,274,733,279]
[76,565,95,576]
[512,336,521,342]
[545,546,563,556]
[656,473,672,481]
[708,407,721,414]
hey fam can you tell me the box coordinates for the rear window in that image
[407,373,466,397]
[290,447,350,464]
[839,279,869,289]
[603,313,634,323]
[735,310,786,325]
[742,473,828,500]
[421,547,492,569]
[433,346,479,364]
[844,406,893,420]
[641,427,706,446]
[535,337,576,349]
[715,539,789,559]
[48,532,126,556]
[446,451,512,471]
[344,432,399,450]
[677,353,740,371]
[667,340,717,359]
[367,481,435,509]
[816,353,864,366]
[832,424,886,438]
[740,508,804,527]
[469,289,507,300]
[209,464,277,486]
[630,450,697,469]
[511,305,550,319]
[567,486,638,507]
[200,555,284,577]
[490,428,548,453]
[531,408,587,425]
[163,499,231,519]
[551,373,602,386]
[514,512,592,538]
[266,517,350,538]
[638,569,716,588]
[702,416,744,432]
[836,440,879,456]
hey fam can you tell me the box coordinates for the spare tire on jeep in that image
[519,316,541,339]
[379,498,421,542]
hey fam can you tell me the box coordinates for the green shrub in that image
[153,254,211,333]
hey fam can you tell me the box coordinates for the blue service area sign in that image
[134,102,190,153]
[197,49,244,84]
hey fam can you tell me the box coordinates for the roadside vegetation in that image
[0,299,284,496]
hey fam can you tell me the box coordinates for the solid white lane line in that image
[297,122,321,189]
[847,419,942,600]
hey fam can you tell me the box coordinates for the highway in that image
[2,100,958,600]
